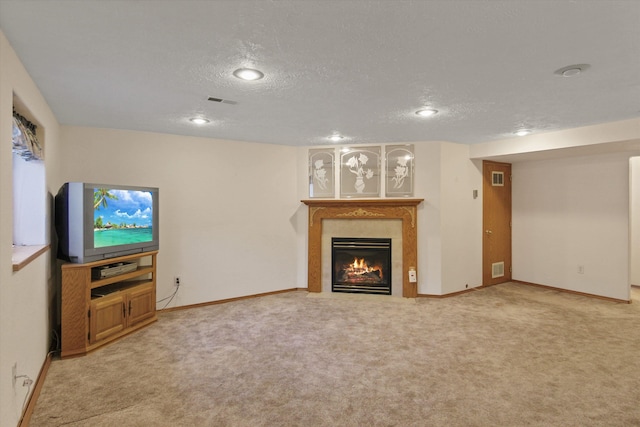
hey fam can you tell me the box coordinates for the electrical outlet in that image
[408,269,417,283]
[174,276,181,287]
[578,265,584,274]
[12,363,17,387]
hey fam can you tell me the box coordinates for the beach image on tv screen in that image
[93,188,153,248]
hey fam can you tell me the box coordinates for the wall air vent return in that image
[208,97,237,105]
[492,261,505,279]
[492,171,504,186]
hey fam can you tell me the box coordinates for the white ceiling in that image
[0,0,638,147]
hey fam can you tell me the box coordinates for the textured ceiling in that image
[0,0,639,146]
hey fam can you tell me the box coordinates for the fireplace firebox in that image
[331,237,392,295]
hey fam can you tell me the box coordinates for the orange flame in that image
[346,258,383,279]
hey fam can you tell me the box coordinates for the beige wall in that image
[60,126,300,306]
[512,152,631,301]
[439,143,483,294]
[0,30,61,427]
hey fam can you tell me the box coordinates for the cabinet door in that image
[127,283,155,327]
[90,294,126,344]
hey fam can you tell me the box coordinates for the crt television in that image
[55,182,159,264]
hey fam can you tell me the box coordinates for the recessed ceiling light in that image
[233,68,264,81]
[514,129,531,136]
[562,68,581,77]
[415,108,438,117]
[329,134,344,142]
[190,117,210,125]
[554,64,590,77]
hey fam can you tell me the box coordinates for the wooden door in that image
[90,293,126,344]
[127,283,155,327]
[483,161,512,286]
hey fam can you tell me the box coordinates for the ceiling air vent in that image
[208,96,237,105]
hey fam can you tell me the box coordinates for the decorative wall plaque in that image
[309,148,335,198]
[385,144,414,197]
[340,146,380,198]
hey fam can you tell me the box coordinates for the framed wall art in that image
[309,148,335,198]
[340,146,380,198]
[385,145,414,197]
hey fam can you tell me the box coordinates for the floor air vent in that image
[492,261,505,278]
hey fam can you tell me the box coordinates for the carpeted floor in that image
[30,283,640,426]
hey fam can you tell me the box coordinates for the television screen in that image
[55,182,159,263]
[92,187,154,248]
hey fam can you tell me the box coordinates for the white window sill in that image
[12,244,50,272]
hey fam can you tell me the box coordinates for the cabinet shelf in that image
[90,279,153,299]
[61,250,158,358]
[89,265,154,290]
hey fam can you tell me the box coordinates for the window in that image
[12,97,47,270]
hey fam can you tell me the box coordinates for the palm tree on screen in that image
[94,188,118,210]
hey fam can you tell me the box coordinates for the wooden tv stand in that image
[60,251,158,358]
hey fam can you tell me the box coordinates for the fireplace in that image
[332,238,392,295]
[302,199,423,298]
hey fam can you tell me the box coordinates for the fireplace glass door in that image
[331,237,392,295]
